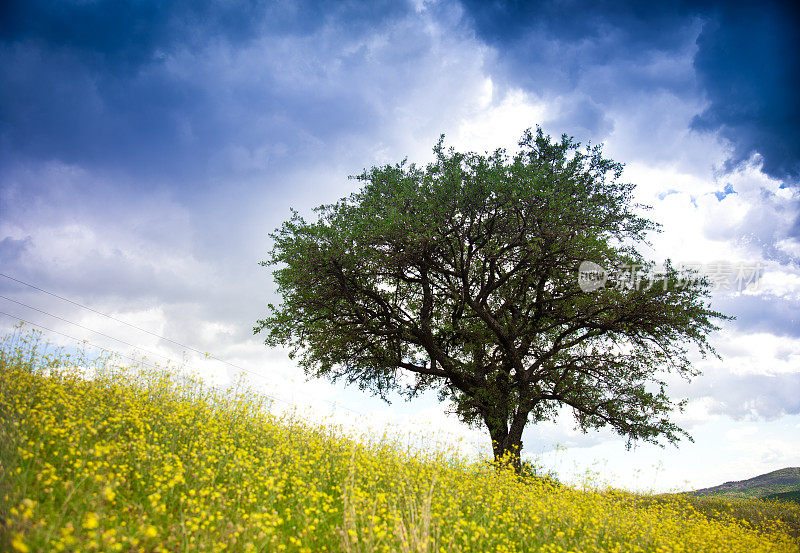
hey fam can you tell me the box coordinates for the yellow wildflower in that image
[11,534,29,553]
[82,512,99,530]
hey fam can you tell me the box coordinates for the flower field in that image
[1,330,798,552]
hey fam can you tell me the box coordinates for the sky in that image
[1,0,799,492]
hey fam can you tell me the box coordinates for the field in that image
[1,330,798,552]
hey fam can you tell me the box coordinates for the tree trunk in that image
[484,409,528,472]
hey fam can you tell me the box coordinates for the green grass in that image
[679,494,799,540]
[763,490,800,506]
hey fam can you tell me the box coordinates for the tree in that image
[255,128,728,470]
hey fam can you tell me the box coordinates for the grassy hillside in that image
[693,467,800,499]
[764,490,800,505]
[1,330,799,553]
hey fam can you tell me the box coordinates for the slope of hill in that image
[2,330,799,553]
[764,490,800,505]
[693,467,800,499]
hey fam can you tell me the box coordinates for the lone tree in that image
[256,128,727,469]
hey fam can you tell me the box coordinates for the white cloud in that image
[449,88,548,154]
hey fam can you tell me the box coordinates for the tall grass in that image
[1,329,798,552]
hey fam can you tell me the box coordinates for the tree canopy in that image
[255,128,728,469]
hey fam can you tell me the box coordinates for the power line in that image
[1,272,216,359]
[0,272,272,381]
[0,309,292,406]
[0,294,177,366]
[0,273,366,416]
[0,296,291,405]
[2,311,168,375]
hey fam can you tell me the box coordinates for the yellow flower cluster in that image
[1,330,798,552]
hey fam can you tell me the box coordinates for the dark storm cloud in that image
[454,0,700,139]
[0,0,407,68]
[0,0,409,180]
[457,0,800,183]
[459,0,696,67]
[691,2,800,183]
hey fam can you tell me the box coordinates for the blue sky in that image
[1,0,799,491]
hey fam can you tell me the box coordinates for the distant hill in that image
[693,467,800,499]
